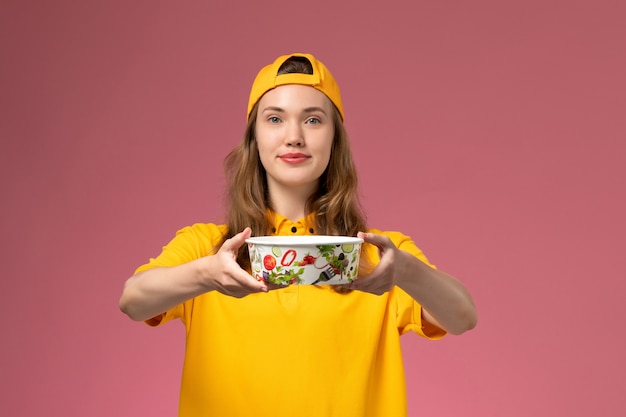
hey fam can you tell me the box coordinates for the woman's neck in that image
[268,183,316,221]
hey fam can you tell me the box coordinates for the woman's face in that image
[255,84,335,197]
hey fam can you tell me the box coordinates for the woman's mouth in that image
[279,153,310,164]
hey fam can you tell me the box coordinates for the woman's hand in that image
[345,231,477,335]
[120,228,267,322]
[204,227,269,297]
[344,232,398,295]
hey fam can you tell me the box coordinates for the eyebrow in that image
[261,106,328,115]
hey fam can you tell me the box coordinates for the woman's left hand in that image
[344,232,398,295]
[346,232,478,335]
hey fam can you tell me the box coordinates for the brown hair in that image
[219,57,367,273]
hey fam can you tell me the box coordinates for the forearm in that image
[396,250,477,335]
[119,257,211,322]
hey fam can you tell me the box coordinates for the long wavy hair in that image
[219,57,368,272]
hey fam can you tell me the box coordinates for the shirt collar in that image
[269,211,317,236]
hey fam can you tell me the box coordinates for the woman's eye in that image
[306,117,321,125]
[268,116,281,123]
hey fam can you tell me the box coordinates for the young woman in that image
[119,53,477,417]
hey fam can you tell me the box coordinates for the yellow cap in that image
[247,53,344,121]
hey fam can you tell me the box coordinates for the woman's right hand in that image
[204,227,269,297]
[120,227,267,322]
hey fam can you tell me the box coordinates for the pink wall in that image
[1,1,624,416]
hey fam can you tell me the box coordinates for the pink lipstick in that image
[279,153,310,164]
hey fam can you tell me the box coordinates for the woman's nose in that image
[285,123,304,147]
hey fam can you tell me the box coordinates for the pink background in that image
[1,1,624,416]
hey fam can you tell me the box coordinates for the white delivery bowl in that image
[246,235,363,285]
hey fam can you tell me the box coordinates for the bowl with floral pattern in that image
[245,235,363,285]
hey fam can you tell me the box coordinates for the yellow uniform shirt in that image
[136,213,446,417]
